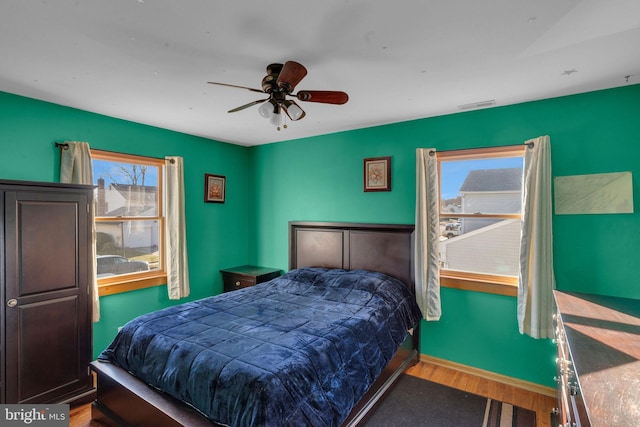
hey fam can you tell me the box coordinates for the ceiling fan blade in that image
[207,81,265,94]
[295,90,349,105]
[227,98,269,113]
[276,61,308,93]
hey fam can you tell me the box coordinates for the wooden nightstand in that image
[220,265,282,292]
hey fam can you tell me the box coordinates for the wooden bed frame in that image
[90,221,419,427]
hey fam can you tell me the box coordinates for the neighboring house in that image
[459,168,522,233]
[98,180,158,217]
[439,219,521,276]
[440,168,522,276]
[96,179,159,252]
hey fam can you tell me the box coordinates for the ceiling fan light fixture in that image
[269,108,284,128]
[283,101,305,121]
[258,101,273,118]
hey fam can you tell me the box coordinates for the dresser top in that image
[554,291,640,426]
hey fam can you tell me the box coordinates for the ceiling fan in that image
[207,61,349,130]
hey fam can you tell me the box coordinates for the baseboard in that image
[419,354,556,398]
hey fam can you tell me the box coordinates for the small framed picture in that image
[363,156,391,192]
[205,174,226,203]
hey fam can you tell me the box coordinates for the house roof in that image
[459,168,522,192]
[105,184,157,216]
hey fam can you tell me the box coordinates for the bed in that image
[90,221,421,426]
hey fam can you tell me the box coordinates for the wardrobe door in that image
[4,187,92,404]
[0,190,4,403]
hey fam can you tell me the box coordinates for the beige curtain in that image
[60,141,100,322]
[414,148,441,321]
[165,156,190,299]
[518,136,555,338]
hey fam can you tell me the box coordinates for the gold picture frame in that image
[363,156,391,192]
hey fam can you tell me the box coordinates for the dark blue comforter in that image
[98,268,422,426]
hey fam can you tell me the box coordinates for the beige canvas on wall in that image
[554,171,633,215]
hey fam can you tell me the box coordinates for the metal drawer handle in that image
[235,281,241,287]
[7,298,17,308]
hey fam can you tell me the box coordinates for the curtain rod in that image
[428,141,534,156]
[54,142,174,163]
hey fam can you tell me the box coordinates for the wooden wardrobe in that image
[0,179,94,404]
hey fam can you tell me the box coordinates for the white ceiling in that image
[2,0,639,146]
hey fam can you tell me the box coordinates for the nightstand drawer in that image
[220,265,282,293]
[226,277,255,291]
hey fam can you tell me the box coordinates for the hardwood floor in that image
[70,360,556,427]
[405,361,556,427]
[69,403,96,427]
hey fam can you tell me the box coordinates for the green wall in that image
[250,84,640,387]
[2,84,638,389]
[0,91,252,357]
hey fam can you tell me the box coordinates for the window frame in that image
[92,149,167,296]
[436,145,526,296]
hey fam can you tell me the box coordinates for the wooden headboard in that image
[289,221,415,293]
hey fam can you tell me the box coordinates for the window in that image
[92,150,167,295]
[437,146,525,295]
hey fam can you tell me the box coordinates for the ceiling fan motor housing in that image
[262,63,284,93]
[266,63,283,75]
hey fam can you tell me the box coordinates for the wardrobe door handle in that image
[7,298,17,308]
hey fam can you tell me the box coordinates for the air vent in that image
[458,100,496,111]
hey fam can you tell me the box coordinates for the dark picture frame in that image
[363,156,391,192]
[204,174,226,203]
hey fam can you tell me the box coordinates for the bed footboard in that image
[90,361,218,427]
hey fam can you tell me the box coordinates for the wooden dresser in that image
[553,290,640,427]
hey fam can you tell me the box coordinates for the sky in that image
[93,159,159,187]
[440,157,523,200]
